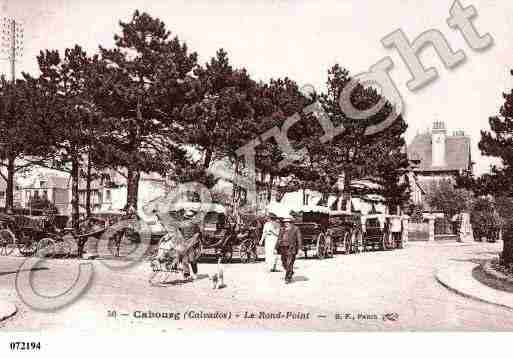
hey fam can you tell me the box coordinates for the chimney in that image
[432,121,446,167]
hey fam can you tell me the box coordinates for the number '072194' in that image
[9,342,41,350]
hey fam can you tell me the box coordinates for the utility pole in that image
[1,16,23,81]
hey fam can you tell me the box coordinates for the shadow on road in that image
[292,275,309,283]
[0,266,49,277]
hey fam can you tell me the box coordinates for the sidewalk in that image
[0,300,17,322]
[436,261,513,310]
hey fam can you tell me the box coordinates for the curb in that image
[0,301,18,322]
[481,260,513,287]
[435,263,513,311]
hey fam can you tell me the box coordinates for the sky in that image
[1,0,512,175]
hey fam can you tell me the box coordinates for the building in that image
[406,121,472,205]
[0,177,22,208]
[20,173,70,214]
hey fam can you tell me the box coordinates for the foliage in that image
[407,202,425,222]
[477,69,513,264]
[182,49,257,171]
[90,10,198,207]
[425,179,473,218]
[0,78,49,209]
[471,197,502,241]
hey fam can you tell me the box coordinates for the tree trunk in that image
[231,160,240,208]
[203,149,213,169]
[267,174,274,202]
[342,170,351,211]
[502,226,513,266]
[85,155,92,218]
[126,166,140,210]
[71,159,80,231]
[5,155,15,211]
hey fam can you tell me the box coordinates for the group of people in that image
[153,206,303,285]
[260,211,302,284]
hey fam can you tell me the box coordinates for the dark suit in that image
[276,223,302,282]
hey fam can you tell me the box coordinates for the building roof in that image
[407,132,471,172]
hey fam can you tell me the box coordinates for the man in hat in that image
[276,214,302,284]
[260,211,281,272]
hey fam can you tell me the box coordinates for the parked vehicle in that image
[289,205,333,259]
[149,202,258,263]
[362,214,388,251]
[328,210,363,254]
[0,212,108,258]
[361,214,406,251]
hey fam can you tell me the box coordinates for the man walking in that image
[276,214,302,284]
[260,212,281,272]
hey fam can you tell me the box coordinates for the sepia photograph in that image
[0,0,513,349]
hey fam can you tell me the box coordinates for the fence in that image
[408,220,429,241]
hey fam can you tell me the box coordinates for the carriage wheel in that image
[240,243,250,263]
[325,235,333,258]
[0,229,17,256]
[249,247,258,262]
[316,233,326,259]
[36,238,56,258]
[58,240,72,259]
[344,232,352,254]
[381,233,387,251]
[356,231,364,253]
[18,230,37,257]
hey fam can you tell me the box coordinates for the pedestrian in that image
[260,211,281,272]
[276,214,302,284]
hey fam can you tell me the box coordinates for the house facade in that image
[0,177,22,208]
[20,173,70,214]
[407,121,472,206]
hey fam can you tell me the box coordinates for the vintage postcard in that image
[0,0,513,346]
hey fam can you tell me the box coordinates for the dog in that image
[210,257,224,289]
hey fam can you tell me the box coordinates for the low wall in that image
[408,221,429,241]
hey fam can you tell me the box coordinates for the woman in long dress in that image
[260,212,281,272]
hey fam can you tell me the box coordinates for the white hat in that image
[281,212,294,222]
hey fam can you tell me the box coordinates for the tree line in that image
[0,10,411,230]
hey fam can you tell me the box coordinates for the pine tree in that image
[0,78,42,210]
[26,45,100,231]
[478,69,513,264]
[91,10,197,209]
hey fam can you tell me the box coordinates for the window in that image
[105,190,111,202]
[42,190,48,199]
[0,191,4,199]
[40,181,47,188]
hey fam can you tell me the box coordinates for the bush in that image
[471,197,502,241]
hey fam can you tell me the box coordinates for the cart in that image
[361,214,395,251]
[288,205,333,259]
[0,212,108,258]
[328,210,363,254]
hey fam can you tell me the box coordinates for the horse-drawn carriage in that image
[361,214,404,251]
[147,201,258,266]
[328,210,363,254]
[0,211,107,258]
[288,205,333,259]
